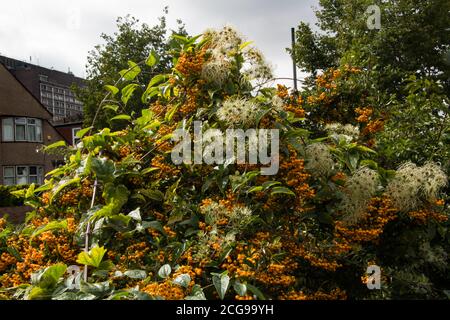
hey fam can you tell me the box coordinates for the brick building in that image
[0,55,85,122]
[0,63,67,185]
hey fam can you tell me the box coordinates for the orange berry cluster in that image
[149,100,168,117]
[279,149,315,213]
[0,252,16,272]
[175,49,206,77]
[280,288,347,300]
[120,241,150,266]
[276,84,289,99]
[141,280,186,300]
[0,218,6,230]
[407,209,448,224]
[179,84,203,116]
[154,124,177,153]
[163,226,177,238]
[150,155,181,181]
[355,107,373,123]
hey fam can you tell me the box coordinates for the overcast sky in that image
[0,0,319,87]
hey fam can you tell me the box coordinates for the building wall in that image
[0,64,66,185]
[0,55,85,121]
[54,123,82,146]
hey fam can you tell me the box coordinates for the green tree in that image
[291,0,450,170]
[291,0,450,94]
[74,10,186,129]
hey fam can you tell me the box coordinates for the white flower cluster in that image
[385,161,447,211]
[200,200,253,232]
[305,143,336,177]
[216,96,260,128]
[325,123,360,142]
[242,47,273,81]
[201,25,273,85]
[271,95,285,114]
[201,25,242,86]
[340,167,380,225]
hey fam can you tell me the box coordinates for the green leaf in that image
[111,114,131,121]
[271,186,295,196]
[7,247,22,261]
[158,264,172,279]
[108,213,132,229]
[41,264,67,288]
[139,189,164,202]
[356,145,377,154]
[142,86,159,103]
[44,140,66,151]
[104,85,119,96]
[165,104,178,122]
[185,284,206,300]
[239,41,254,50]
[146,50,159,67]
[119,61,141,81]
[25,183,36,199]
[80,281,113,297]
[31,264,67,293]
[76,127,92,139]
[141,220,165,234]
[148,74,168,88]
[76,246,107,268]
[173,274,191,288]
[141,167,160,175]
[247,186,263,193]
[103,104,120,112]
[212,272,230,300]
[124,270,147,279]
[121,83,139,105]
[128,208,141,221]
[91,157,115,182]
[28,286,50,300]
[31,220,68,239]
[233,280,247,296]
[262,181,282,190]
[246,283,265,300]
[92,184,129,220]
[50,177,81,204]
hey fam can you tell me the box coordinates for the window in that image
[2,166,44,185]
[3,167,15,185]
[72,127,81,146]
[29,166,43,184]
[39,75,48,82]
[1,117,43,142]
[15,118,26,141]
[16,166,28,185]
[2,118,13,141]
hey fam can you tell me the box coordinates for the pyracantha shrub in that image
[0,26,449,300]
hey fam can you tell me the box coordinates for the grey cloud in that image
[0,0,319,86]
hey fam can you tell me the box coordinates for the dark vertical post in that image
[291,27,298,93]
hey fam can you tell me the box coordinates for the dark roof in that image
[0,61,54,119]
[0,55,85,87]
[0,62,71,144]
[53,121,83,127]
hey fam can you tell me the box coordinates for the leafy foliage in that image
[0,17,449,301]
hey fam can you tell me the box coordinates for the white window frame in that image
[1,117,43,142]
[3,166,16,185]
[72,127,81,146]
[2,165,44,185]
[1,118,14,142]
[14,117,27,141]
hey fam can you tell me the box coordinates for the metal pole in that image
[291,27,298,93]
